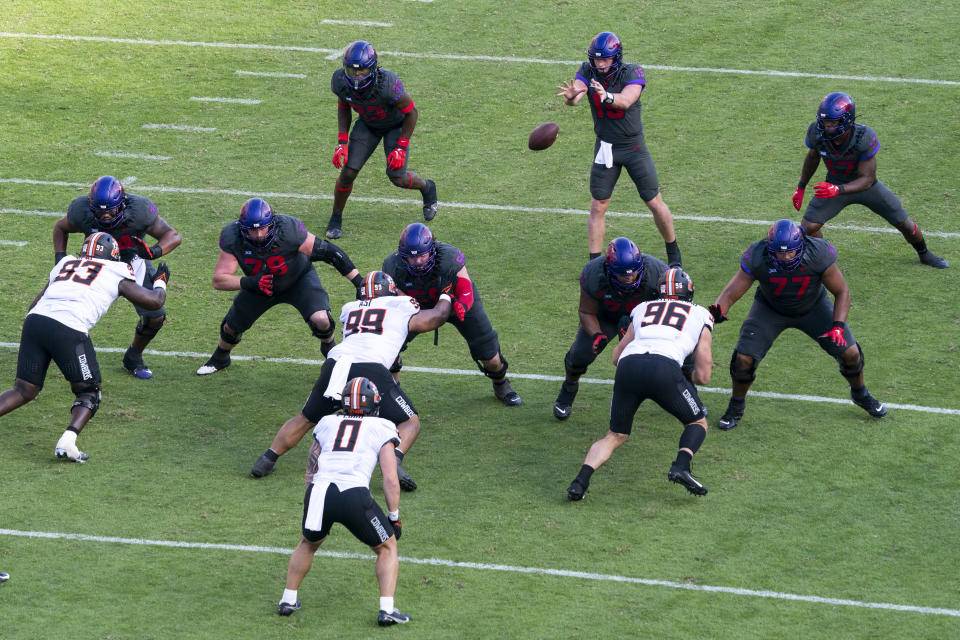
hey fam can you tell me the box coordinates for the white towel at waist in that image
[594,140,613,168]
[323,356,355,401]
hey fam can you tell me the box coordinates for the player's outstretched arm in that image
[691,326,713,386]
[409,298,453,334]
[119,263,168,310]
[821,263,851,323]
[712,269,755,320]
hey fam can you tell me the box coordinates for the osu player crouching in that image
[277,377,410,626]
[0,233,169,462]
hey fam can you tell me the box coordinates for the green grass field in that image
[1,2,959,638]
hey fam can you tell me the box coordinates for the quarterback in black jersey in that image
[195,198,362,376]
[556,32,681,267]
[382,223,522,408]
[793,92,947,269]
[553,237,666,420]
[326,41,439,239]
[709,220,887,431]
[53,176,182,379]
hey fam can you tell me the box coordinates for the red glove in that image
[820,321,846,347]
[792,187,805,211]
[452,277,474,322]
[814,182,841,199]
[387,137,409,170]
[453,301,466,322]
[591,333,609,354]
[132,236,162,259]
[258,274,274,296]
[708,304,727,324]
[332,133,348,169]
[241,274,274,296]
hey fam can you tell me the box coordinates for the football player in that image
[709,219,887,431]
[556,32,682,266]
[553,237,667,420]
[277,377,410,626]
[793,92,948,268]
[567,268,714,500]
[251,271,452,492]
[53,176,182,379]
[382,223,522,407]
[0,233,169,462]
[196,198,362,375]
[326,40,439,239]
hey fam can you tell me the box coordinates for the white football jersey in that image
[618,299,713,367]
[311,413,400,491]
[28,256,136,334]
[329,296,421,368]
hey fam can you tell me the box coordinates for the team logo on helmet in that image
[80,231,121,262]
[766,219,805,271]
[341,377,382,416]
[88,176,127,229]
[658,268,695,302]
[816,92,856,141]
[238,198,277,251]
[398,222,437,277]
[604,237,644,293]
[361,271,398,299]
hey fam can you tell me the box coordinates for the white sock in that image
[282,589,298,604]
[380,596,394,613]
[58,430,77,447]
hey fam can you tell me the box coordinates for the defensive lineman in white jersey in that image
[0,232,169,462]
[567,268,715,500]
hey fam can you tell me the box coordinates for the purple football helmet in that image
[587,32,622,78]
[766,219,805,271]
[605,237,644,293]
[816,92,856,141]
[88,176,127,229]
[398,222,436,277]
[342,40,379,91]
[238,198,277,250]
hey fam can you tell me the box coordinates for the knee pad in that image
[730,350,758,384]
[563,351,589,378]
[477,351,508,379]
[136,314,165,339]
[838,344,864,379]
[70,382,101,416]
[310,310,335,341]
[220,318,242,345]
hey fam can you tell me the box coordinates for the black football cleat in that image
[918,251,949,269]
[718,398,745,431]
[250,454,276,478]
[668,465,707,496]
[277,600,301,616]
[325,212,343,240]
[553,380,579,420]
[852,390,887,418]
[378,609,411,626]
[421,179,438,222]
[567,478,587,501]
[493,379,522,406]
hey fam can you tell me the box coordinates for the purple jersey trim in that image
[861,140,880,160]
[575,72,589,85]
[624,78,646,86]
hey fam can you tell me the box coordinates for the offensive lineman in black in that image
[709,219,887,431]
[53,176,182,379]
[553,237,667,420]
[196,198,362,376]
[327,40,439,240]
[793,92,948,269]
[382,222,522,407]
[556,31,681,267]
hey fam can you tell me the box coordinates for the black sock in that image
[395,449,405,461]
[912,239,928,254]
[264,448,279,462]
[67,426,81,435]
[212,346,230,361]
[675,424,707,468]
[851,385,868,400]
[589,252,601,260]
[674,450,692,469]
[575,464,595,486]
[728,396,746,407]
[665,240,681,266]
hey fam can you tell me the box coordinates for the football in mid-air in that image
[528,122,559,151]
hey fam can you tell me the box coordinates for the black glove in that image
[241,274,274,296]
[617,315,632,339]
[389,518,402,540]
[54,251,67,264]
[151,262,171,286]
[708,304,727,324]
[681,354,695,383]
[132,236,162,260]
[591,332,609,354]
[351,273,364,299]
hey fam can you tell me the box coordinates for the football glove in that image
[151,262,171,286]
[387,137,409,170]
[591,332,609,354]
[453,301,466,322]
[819,321,847,347]
[617,315,632,339]
[708,304,727,324]
[241,274,274,296]
[332,133,348,169]
[389,518,402,540]
[54,251,67,264]
[792,187,805,211]
[814,182,841,198]
[132,236,162,260]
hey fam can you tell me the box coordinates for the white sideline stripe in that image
[0,32,958,87]
[0,528,955,617]
[320,19,393,27]
[235,70,306,78]
[95,151,172,160]
[0,240,27,246]
[189,96,262,104]
[0,342,955,415]
[0,208,61,217]
[142,124,216,132]
[4,178,960,239]
[122,176,137,185]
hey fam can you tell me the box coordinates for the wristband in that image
[603,93,615,105]
[150,243,162,258]
[838,185,845,194]
[832,321,845,329]
[797,181,807,189]
[153,279,167,291]
[397,137,410,149]
[350,273,363,289]
[337,132,348,143]
[438,293,452,303]
[388,510,399,521]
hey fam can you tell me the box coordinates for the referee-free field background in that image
[1,2,958,638]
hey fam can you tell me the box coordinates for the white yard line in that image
[235,70,306,78]
[189,96,262,104]
[320,19,394,27]
[95,151,172,160]
[142,123,216,132]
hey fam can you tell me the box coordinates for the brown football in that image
[528,122,559,151]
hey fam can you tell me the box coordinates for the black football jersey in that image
[579,253,666,321]
[804,122,880,185]
[382,241,465,308]
[574,62,647,143]
[219,214,312,284]
[67,194,159,257]
[740,235,837,316]
[331,67,407,132]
